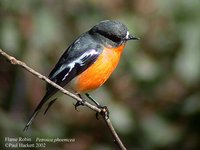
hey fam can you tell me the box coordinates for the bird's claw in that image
[96,106,109,120]
[73,100,85,111]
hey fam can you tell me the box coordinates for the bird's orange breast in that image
[73,44,125,93]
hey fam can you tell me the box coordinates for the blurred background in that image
[0,0,200,149]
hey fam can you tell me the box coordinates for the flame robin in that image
[24,20,138,131]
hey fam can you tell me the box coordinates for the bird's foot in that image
[96,105,109,120]
[73,99,85,111]
[84,93,109,120]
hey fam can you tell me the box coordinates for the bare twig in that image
[0,49,126,150]
[105,119,126,150]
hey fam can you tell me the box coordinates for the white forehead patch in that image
[126,31,129,39]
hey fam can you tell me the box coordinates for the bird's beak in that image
[127,34,139,41]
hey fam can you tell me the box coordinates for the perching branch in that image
[0,49,126,150]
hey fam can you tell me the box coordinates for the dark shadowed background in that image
[0,0,200,150]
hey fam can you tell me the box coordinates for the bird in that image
[23,20,138,131]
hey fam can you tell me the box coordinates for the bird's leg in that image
[73,93,86,111]
[85,93,100,107]
[85,93,109,120]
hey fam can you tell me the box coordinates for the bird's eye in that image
[97,30,122,43]
[107,34,122,43]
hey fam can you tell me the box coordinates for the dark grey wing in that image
[47,48,100,90]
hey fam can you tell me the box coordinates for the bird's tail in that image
[23,92,53,131]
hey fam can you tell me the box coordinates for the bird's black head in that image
[89,20,138,47]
